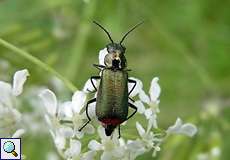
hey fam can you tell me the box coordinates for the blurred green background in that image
[0,0,229,159]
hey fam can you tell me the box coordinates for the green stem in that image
[0,38,77,92]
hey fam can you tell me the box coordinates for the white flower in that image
[50,130,66,150]
[98,48,108,66]
[72,91,86,113]
[135,122,162,156]
[88,126,125,160]
[138,77,161,129]
[137,77,161,106]
[40,89,95,140]
[40,89,57,116]
[167,118,197,137]
[127,77,160,121]
[0,69,29,106]
[119,138,146,160]
[0,81,12,107]
[40,89,73,152]
[12,69,29,96]
[64,139,81,159]
[0,69,29,136]
[134,100,145,114]
[64,139,96,160]
[149,77,161,104]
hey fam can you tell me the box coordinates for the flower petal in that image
[119,138,126,146]
[127,140,146,158]
[44,114,52,126]
[167,118,182,133]
[0,81,12,107]
[65,140,81,157]
[101,151,112,160]
[139,90,150,104]
[112,146,125,158]
[144,108,152,119]
[70,140,81,155]
[180,123,198,137]
[134,100,145,114]
[81,151,96,160]
[39,89,57,116]
[88,102,96,118]
[136,122,145,136]
[99,48,108,65]
[167,118,197,137]
[11,108,22,122]
[54,133,66,150]
[58,127,74,138]
[12,129,25,138]
[72,91,86,113]
[12,69,29,96]
[149,77,161,102]
[147,114,158,131]
[98,126,107,140]
[88,140,102,151]
[58,101,73,118]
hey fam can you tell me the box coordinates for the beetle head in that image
[93,20,143,69]
[104,43,127,69]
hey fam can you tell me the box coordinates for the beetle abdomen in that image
[100,118,123,125]
[96,69,128,123]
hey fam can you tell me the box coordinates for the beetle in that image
[79,21,143,138]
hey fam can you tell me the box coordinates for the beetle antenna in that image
[93,21,114,43]
[119,21,144,45]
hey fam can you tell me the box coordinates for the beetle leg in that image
[129,97,135,103]
[93,64,105,70]
[87,76,101,93]
[118,125,121,139]
[128,79,137,96]
[78,98,96,131]
[126,102,137,120]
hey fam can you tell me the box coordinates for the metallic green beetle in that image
[79,21,143,138]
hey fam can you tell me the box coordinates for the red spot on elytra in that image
[100,118,122,125]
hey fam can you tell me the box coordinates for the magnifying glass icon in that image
[3,141,18,157]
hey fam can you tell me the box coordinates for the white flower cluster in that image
[0,69,29,137]
[40,48,198,160]
[40,89,96,160]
